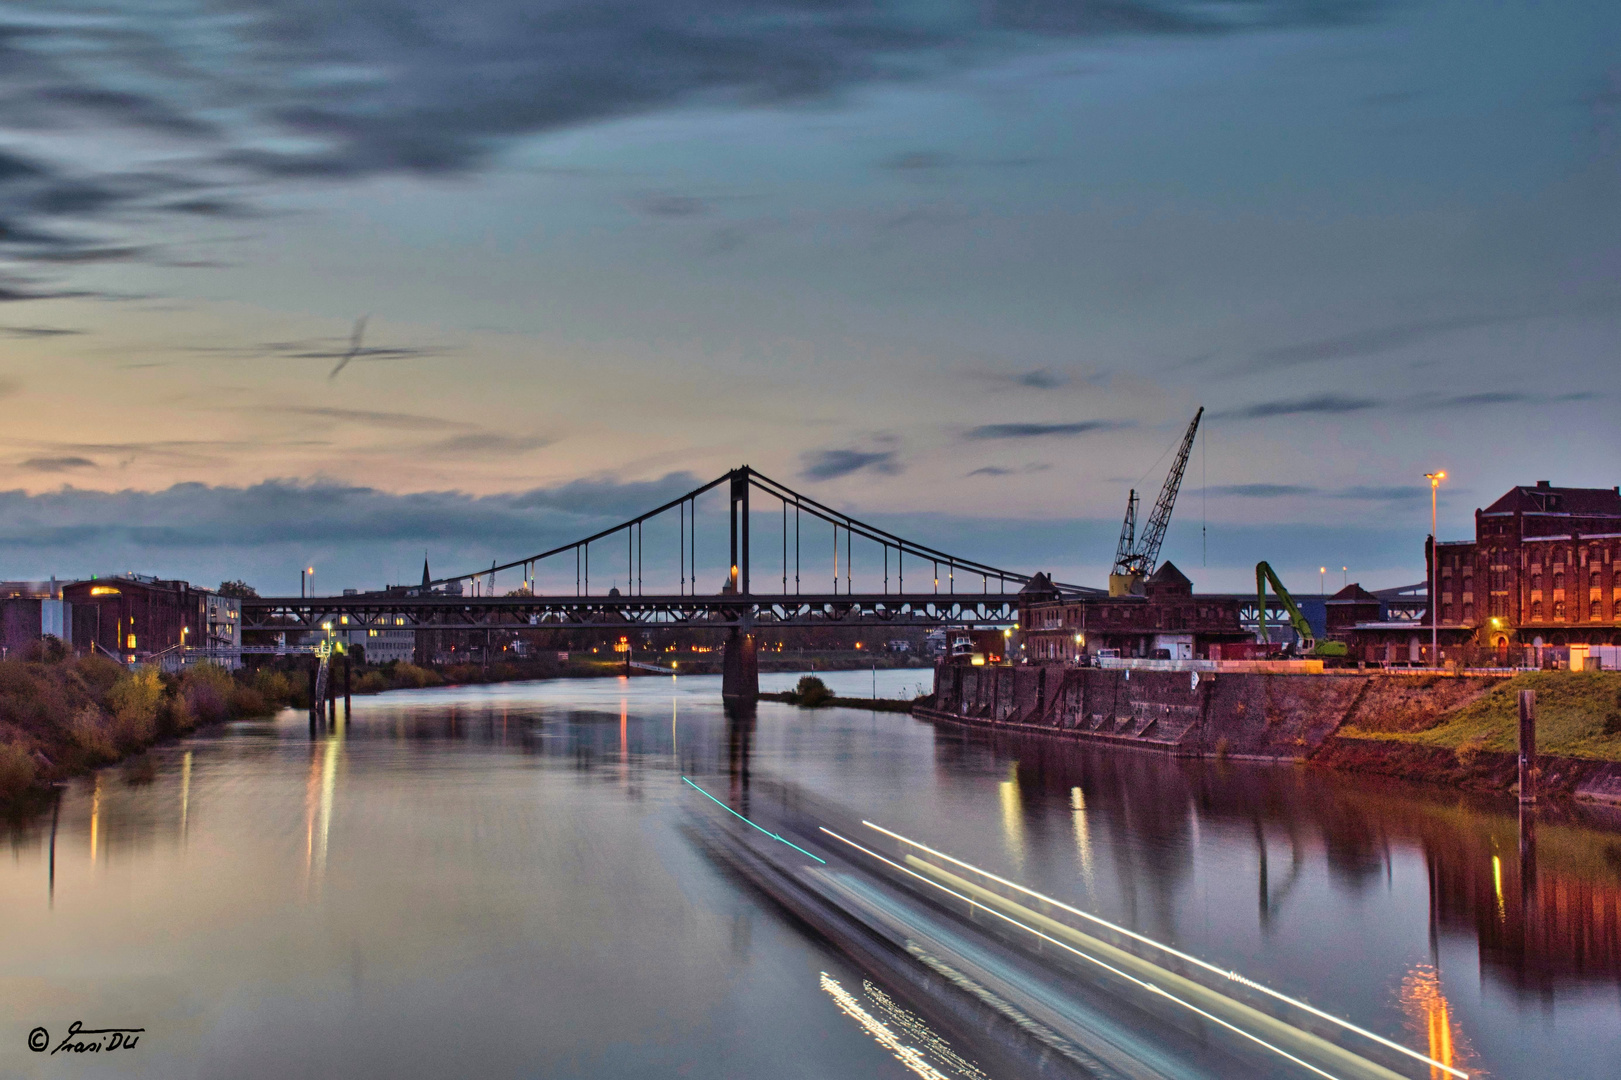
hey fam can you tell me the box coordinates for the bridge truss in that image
[241,465,1095,634]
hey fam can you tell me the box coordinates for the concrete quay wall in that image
[921,662,1368,760]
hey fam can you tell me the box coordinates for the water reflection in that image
[965,726,1621,997]
[1400,964,1472,1080]
[6,675,1621,1079]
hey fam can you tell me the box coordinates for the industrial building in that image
[1425,481,1621,657]
[60,575,240,665]
[1019,564,1255,662]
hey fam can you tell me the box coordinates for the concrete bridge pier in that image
[721,625,759,706]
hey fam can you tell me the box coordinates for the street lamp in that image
[1426,471,1446,666]
[1320,567,1327,596]
[302,566,314,598]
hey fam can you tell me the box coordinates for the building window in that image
[1462,603,1474,620]
[1533,601,1543,619]
[1553,601,1566,620]
[1532,574,1543,590]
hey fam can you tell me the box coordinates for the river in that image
[4,669,1619,1078]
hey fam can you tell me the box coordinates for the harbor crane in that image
[1109,407,1202,597]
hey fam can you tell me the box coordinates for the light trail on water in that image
[861,820,1466,1080]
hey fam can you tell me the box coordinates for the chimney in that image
[1536,480,1550,488]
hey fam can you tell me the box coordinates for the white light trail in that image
[860,820,1466,1080]
[819,972,952,1080]
[821,827,1347,1080]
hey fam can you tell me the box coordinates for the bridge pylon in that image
[721,625,759,706]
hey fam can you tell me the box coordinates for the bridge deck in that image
[242,592,1022,631]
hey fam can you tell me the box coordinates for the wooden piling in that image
[1518,689,1536,805]
[308,662,318,721]
[342,655,351,719]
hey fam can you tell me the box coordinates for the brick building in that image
[62,575,226,662]
[1428,481,1621,655]
[1019,562,1253,662]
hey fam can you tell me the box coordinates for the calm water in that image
[5,670,1621,1078]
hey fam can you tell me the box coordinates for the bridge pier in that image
[721,626,759,706]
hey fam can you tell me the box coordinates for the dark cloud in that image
[1205,483,1316,498]
[967,463,1052,477]
[255,406,472,432]
[800,448,901,481]
[1209,394,1382,420]
[1243,314,1503,371]
[1424,390,1600,409]
[963,419,1132,440]
[0,325,81,337]
[637,194,707,218]
[975,368,1073,390]
[18,456,95,472]
[425,433,553,456]
[0,0,1382,289]
[1205,482,1430,502]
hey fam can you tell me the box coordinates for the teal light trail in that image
[681,777,826,864]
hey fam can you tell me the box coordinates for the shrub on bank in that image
[789,676,833,707]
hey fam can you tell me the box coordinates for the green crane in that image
[1255,561,1348,658]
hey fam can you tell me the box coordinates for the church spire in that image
[421,556,431,588]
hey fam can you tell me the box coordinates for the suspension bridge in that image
[240,466,1097,702]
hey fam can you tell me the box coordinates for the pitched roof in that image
[1327,583,1380,604]
[1483,484,1621,518]
[1148,561,1192,587]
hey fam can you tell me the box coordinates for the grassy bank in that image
[0,648,283,806]
[0,651,673,807]
[1338,671,1621,761]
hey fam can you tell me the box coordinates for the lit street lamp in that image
[302,566,314,598]
[1425,471,1446,667]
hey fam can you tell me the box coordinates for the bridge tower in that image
[723,468,759,705]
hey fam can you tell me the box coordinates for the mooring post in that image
[308,661,318,723]
[327,658,337,726]
[1518,689,1537,804]
[343,655,352,719]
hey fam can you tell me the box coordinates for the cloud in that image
[637,194,707,218]
[0,325,82,337]
[1209,394,1382,420]
[0,0,1383,290]
[800,448,901,481]
[18,456,95,472]
[0,377,17,397]
[963,419,1132,440]
[967,463,1053,477]
[974,368,1073,390]
[1205,483,1316,498]
[254,406,473,432]
[424,433,553,456]
[1243,314,1504,371]
[1423,390,1600,409]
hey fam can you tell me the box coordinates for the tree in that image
[217,580,258,599]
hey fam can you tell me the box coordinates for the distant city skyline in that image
[1,0,1617,593]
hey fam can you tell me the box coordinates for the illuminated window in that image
[126,634,137,649]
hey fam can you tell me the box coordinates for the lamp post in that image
[1426,471,1446,667]
[302,566,314,598]
[1320,566,1327,596]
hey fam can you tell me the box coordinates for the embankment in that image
[913,663,1621,799]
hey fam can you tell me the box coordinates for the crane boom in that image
[1110,407,1202,594]
[1136,406,1202,576]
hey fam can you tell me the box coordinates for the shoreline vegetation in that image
[0,647,934,808]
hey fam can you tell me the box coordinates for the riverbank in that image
[915,661,1621,798]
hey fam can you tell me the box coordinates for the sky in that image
[0,0,1617,596]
